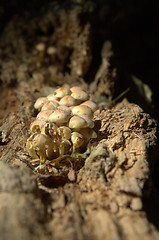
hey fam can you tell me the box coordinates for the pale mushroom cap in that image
[57,126,72,140]
[71,90,88,101]
[36,42,45,52]
[80,128,97,139]
[79,114,94,128]
[33,133,52,148]
[69,116,87,129]
[47,93,59,103]
[47,46,56,55]
[30,119,46,133]
[41,101,58,111]
[57,105,72,115]
[53,87,71,98]
[71,132,84,148]
[71,105,93,118]
[48,109,70,126]
[59,95,77,107]
[70,86,83,92]
[34,97,48,110]
[37,110,53,121]
[81,100,98,112]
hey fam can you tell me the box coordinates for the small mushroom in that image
[32,133,54,162]
[71,132,85,151]
[57,126,72,140]
[41,101,58,111]
[53,87,71,98]
[59,139,72,156]
[37,110,53,121]
[80,128,97,139]
[81,100,98,112]
[48,109,70,126]
[47,46,56,55]
[71,90,89,102]
[57,105,72,115]
[69,116,87,129]
[36,42,45,52]
[26,136,39,159]
[70,86,82,92]
[79,114,94,128]
[47,93,59,103]
[59,95,77,107]
[34,97,48,111]
[30,119,46,133]
[71,105,93,118]
[41,122,58,137]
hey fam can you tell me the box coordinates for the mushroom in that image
[57,126,72,140]
[34,97,48,111]
[71,132,85,152]
[37,110,53,121]
[41,122,58,137]
[80,128,97,139]
[41,101,58,111]
[48,109,70,126]
[53,87,71,98]
[36,42,45,52]
[59,139,72,156]
[70,86,82,92]
[47,93,59,103]
[81,100,98,112]
[47,46,56,55]
[26,136,39,159]
[59,95,77,107]
[32,133,55,162]
[71,105,93,118]
[57,105,72,115]
[79,114,94,128]
[30,119,46,133]
[68,116,87,129]
[71,90,89,102]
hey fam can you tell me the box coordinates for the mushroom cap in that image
[71,105,93,118]
[71,90,88,101]
[57,105,72,115]
[71,132,84,148]
[47,94,59,103]
[80,128,97,139]
[33,133,52,148]
[79,114,94,128]
[48,109,70,126]
[34,97,48,110]
[47,46,56,55]
[57,126,72,140]
[41,101,58,111]
[36,42,45,52]
[81,100,98,112]
[59,95,77,107]
[30,119,46,133]
[69,116,87,129]
[37,110,53,121]
[53,87,71,98]
[70,86,83,92]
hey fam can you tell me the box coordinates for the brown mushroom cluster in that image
[26,86,98,166]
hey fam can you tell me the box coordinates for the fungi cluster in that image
[26,86,98,168]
